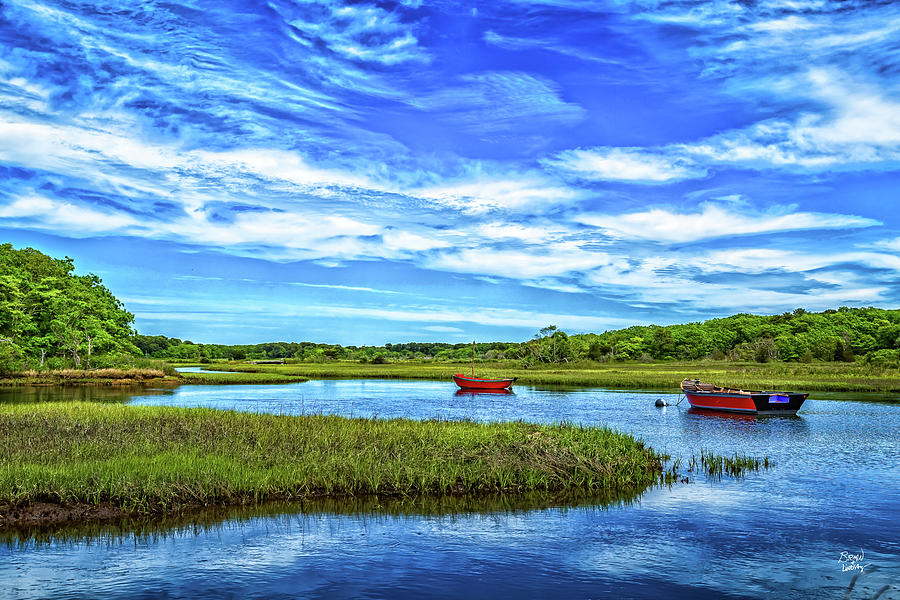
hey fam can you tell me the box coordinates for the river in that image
[1,378,898,599]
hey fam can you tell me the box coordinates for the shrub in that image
[0,342,23,376]
[865,349,900,368]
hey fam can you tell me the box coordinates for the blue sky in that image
[1,0,899,345]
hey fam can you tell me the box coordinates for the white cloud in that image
[428,243,614,280]
[543,147,706,183]
[868,237,900,252]
[545,69,900,180]
[681,71,900,170]
[696,248,900,274]
[192,148,377,190]
[423,325,464,333]
[577,249,896,313]
[0,195,139,233]
[286,282,405,295]
[577,204,879,243]
[410,72,585,132]
[553,3,900,179]
[302,303,641,332]
[474,221,570,244]
[276,2,429,66]
[414,172,580,213]
[381,230,451,253]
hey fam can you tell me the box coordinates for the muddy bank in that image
[0,502,132,528]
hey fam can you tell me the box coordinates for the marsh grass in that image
[0,368,174,386]
[210,359,900,393]
[0,403,664,514]
[687,450,770,479]
[177,372,309,385]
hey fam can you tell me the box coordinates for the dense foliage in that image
[132,335,520,363]
[574,307,900,365]
[134,308,900,367]
[0,244,137,373]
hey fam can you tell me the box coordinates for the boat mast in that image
[471,340,475,377]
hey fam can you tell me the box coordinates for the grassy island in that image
[0,402,664,526]
[0,368,177,387]
[0,367,309,387]
[176,371,309,385]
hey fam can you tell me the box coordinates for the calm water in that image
[1,379,899,599]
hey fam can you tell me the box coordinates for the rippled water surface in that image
[2,379,898,599]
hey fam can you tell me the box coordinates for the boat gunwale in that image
[684,390,808,399]
[680,378,805,397]
[452,374,517,384]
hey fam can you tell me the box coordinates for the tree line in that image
[132,308,900,368]
[131,335,520,363]
[573,307,900,365]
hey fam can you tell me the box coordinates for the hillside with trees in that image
[571,308,900,366]
[133,309,900,368]
[0,244,137,373]
[131,335,520,364]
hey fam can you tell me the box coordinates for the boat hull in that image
[684,391,808,415]
[453,374,516,390]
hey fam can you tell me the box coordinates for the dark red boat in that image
[452,341,516,390]
[452,373,516,390]
[681,378,808,415]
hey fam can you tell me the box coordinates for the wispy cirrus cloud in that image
[412,170,580,214]
[543,147,706,183]
[427,244,615,281]
[0,195,139,233]
[537,1,900,182]
[409,71,585,134]
[577,203,880,243]
[543,66,900,183]
[268,0,429,66]
[483,30,628,67]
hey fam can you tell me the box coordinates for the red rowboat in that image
[452,341,516,390]
[453,373,516,390]
[681,378,808,415]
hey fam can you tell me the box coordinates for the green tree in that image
[0,244,136,369]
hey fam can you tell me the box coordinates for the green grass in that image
[0,368,178,387]
[0,403,665,514]
[687,450,771,478]
[177,371,308,385]
[207,359,900,393]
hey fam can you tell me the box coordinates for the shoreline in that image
[4,359,900,393]
[0,369,307,387]
[195,359,900,394]
[0,486,646,533]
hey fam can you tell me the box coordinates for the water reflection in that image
[0,385,173,405]
[1,490,647,547]
[453,388,514,397]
